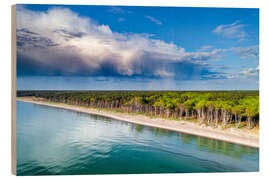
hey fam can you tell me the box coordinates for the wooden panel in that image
[11,4,16,175]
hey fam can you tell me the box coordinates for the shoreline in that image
[16,98,259,148]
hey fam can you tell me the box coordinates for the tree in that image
[240,97,259,129]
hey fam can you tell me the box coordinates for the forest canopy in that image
[17,91,259,129]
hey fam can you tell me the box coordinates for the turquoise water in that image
[16,101,259,175]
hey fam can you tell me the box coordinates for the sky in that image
[16,4,259,90]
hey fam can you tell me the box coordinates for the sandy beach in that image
[16,97,259,148]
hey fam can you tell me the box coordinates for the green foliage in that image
[17,90,259,122]
[183,99,196,109]
[195,99,207,109]
[239,96,259,117]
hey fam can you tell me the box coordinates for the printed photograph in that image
[15,4,259,175]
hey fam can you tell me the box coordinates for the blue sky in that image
[16,4,259,90]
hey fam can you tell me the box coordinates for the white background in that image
[1,0,269,179]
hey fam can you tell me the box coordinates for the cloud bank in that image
[17,7,223,79]
[16,7,258,81]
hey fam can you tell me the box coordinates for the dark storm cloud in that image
[53,29,86,39]
[17,28,59,49]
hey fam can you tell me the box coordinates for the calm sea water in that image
[16,101,259,175]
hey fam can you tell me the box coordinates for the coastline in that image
[16,97,259,148]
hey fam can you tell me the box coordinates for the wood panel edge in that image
[11,4,17,176]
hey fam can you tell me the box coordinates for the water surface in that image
[16,101,259,175]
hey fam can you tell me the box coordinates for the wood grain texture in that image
[11,4,16,175]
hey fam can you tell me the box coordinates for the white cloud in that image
[145,15,162,25]
[108,6,131,14]
[230,45,259,60]
[241,66,259,77]
[213,21,247,41]
[227,66,259,79]
[17,7,221,78]
[199,45,213,51]
[108,7,125,14]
